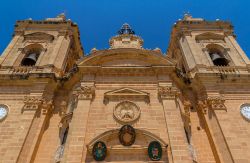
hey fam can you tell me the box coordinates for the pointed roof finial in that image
[118,23,135,35]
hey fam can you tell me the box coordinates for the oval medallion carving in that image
[148,141,162,161]
[92,141,107,161]
[119,125,136,146]
[114,101,140,124]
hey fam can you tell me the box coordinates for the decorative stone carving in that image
[75,86,95,100]
[41,99,53,115]
[197,100,208,114]
[114,101,140,124]
[23,96,43,111]
[22,96,53,114]
[158,86,179,100]
[148,141,162,161]
[207,97,227,111]
[92,141,107,161]
[183,100,191,115]
[118,125,136,146]
[183,100,191,122]
[59,112,73,128]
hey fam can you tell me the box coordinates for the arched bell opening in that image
[20,44,44,66]
[21,50,41,66]
[206,44,230,66]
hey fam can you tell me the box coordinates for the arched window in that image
[206,44,229,66]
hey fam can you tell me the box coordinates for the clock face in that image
[0,105,8,121]
[240,104,250,121]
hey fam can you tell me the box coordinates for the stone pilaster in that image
[158,86,193,163]
[17,96,54,163]
[64,84,95,163]
[197,96,234,163]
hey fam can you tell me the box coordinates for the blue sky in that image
[0,0,249,56]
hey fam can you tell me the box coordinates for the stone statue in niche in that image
[114,101,140,124]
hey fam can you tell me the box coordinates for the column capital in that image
[207,96,227,111]
[74,86,95,100]
[158,86,179,100]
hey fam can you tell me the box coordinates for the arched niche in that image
[87,129,168,151]
[206,44,230,66]
[85,128,169,162]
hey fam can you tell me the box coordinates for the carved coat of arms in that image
[114,101,140,124]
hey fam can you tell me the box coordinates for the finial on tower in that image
[118,23,135,35]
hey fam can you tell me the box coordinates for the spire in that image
[117,23,135,35]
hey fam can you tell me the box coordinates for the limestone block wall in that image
[0,95,36,163]
[83,84,171,162]
[215,97,250,163]
[189,109,216,163]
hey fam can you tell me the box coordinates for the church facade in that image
[0,14,250,163]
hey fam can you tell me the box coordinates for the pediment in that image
[195,32,225,41]
[104,88,150,104]
[105,87,149,96]
[24,32,54,41]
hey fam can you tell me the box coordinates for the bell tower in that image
[0,13,83,78]
[168,14,250,163]
[168,14,250,77]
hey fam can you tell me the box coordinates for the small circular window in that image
[240,104,250,121]
[0,104,9,122]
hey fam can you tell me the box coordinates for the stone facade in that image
[0,14,250,163]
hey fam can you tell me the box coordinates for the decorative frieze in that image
[22,96,54,114]
[207,97,227,111]
[23,96,43,112]
[158,86,179,100]
[197,96,227,114]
